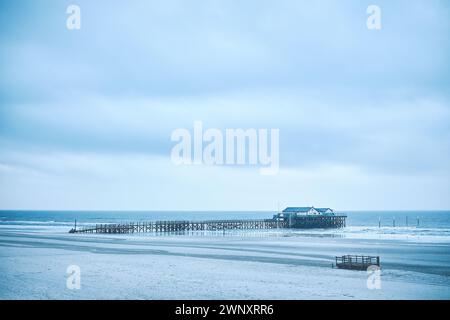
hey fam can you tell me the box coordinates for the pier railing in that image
[335,255,380,270]
[70,215,346,234]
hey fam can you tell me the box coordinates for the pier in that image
[287,215,346,228]
[71,219,284,234]
[70,215,346,234]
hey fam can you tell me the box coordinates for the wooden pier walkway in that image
[71,219,285,234]
[70,215,346,234]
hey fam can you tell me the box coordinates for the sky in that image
[0,0,449,211]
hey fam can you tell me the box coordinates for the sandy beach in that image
[1,226,449,300]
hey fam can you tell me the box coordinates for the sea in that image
[1,210,450,242]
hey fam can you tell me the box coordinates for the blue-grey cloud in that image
[0,0,449,209]
[1,0,449,101]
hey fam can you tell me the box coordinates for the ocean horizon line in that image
[1,209,449,213]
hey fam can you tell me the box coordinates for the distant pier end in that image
[70,206,346,234]
[273,207,346,229]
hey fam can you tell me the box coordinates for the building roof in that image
[316,208,333,213]
[282,207,314,213]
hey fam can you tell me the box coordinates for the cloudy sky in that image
[0,0,449,210]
